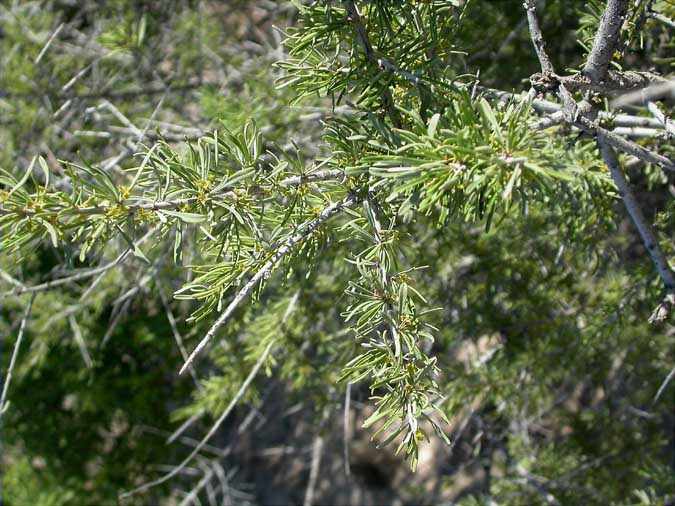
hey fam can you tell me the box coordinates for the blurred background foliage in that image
[1,1,674,505]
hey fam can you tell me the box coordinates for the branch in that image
[68,314,93,369]
[34,22,64,64]
[646,101,675,138]
[583,0,630,83]
[0,268,26,290]
[481,86,665,129]
[597,136,675,319]
[648,11,675,29]
[0,294,35,420]
[158,282,201,388]
[610,80,675,109]
[166,410,205,445]
[522,0,673,322]
[654,364,675,403]
[367,197,401,357]
[279,169,344,187]
[556,71,667,95]
[531,110,566,130]
[178,193,360,375]
[303,431,325,506]
[1,227,157,297]
[534,115,668,139]
[611,126,668,139]
[575,116,675,172]
[0,169,344,219]
[0,195,207,218]
[178,462,216,506]
[0,81,207,102]
[523,0,554,74]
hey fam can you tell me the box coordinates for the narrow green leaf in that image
[160,210,206,224]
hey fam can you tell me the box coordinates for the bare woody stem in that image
[648,11,675,29]
[523,0,554,74]
[647,101,675,138]
[583,0,630,82]
[598,136,675,293]
[574,116,675,172]
[0,294,36,420]
[122,292,300,499]
[587,0,675,322]
[1,227,157,297]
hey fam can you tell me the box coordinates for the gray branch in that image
[598,136,675,313]
[557,71,667,95]
[0,294,36,420]
[575,116,675,172]
[648,11,675,29]
[583,0,630,83]
[647,101,675,138]
[523,0,554,74]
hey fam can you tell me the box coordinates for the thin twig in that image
[367,197,401,356]
[5,255,124,296]
[343,1,402,127]
[97,100,144,138]
[122,292,299,498]
[35,22,64,64]
[648,11,675,29]
[531,110,566,130]
[0,268,26,290]
[69,315,93,368]
[140,424,229,458]
[303,431,325,506]
[611,126,668,139]
[653,366,675,403]
[646,101,675,138]
[1,227,156,297]
[576,117,675,172]
[166,410,205,445]
[158,282,201,388]
[554,71,667,95]
[62,61,96,93]
[523,0,554,74]
[0,294,36,419]
[100,298,132,347]
[610,80,675,109]
[0,169,344,219]
[481,86,666,129]
[0,81,207,102]
[179,463,216,506]
[343,382,352,478]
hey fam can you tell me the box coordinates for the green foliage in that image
[1,0,674,504]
